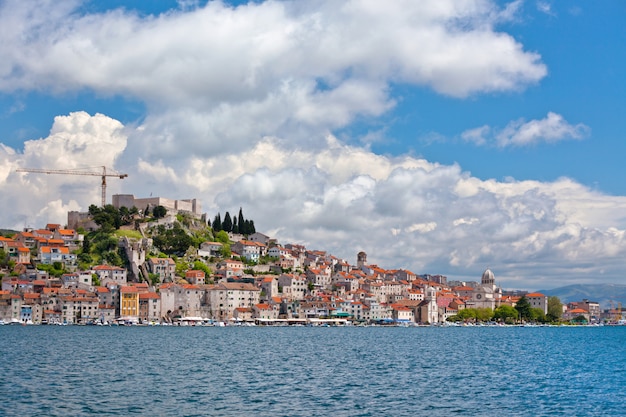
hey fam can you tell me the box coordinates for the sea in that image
[1,325,625,417]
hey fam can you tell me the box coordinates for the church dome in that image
[481,268,495,284]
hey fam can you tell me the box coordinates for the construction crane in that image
[16,166,128,207]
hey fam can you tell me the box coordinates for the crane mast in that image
[15,166,128,207]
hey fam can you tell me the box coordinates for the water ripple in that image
[1,326,625,416]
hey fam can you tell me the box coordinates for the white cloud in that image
[1,113,626,289]
[461,112,590,148]
[406,222,438,234]
[2,112,127,227]
[0,1,623,290]
[461,125,490,146]
[0,0,546,158]
[453,217,479,226]
[537,1,556,16]
[497,112,590,147]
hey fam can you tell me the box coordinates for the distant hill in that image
[538,283,626,310]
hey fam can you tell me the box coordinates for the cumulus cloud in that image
[0,1,546,98]
[0,2,623,289]
[462,112,590,148]
[3,112,127,227]
[497,112,590,147]
[0,0,547,158]
[1,113,626,289]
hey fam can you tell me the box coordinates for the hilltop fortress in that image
[112,194,202,217]
[68,194,205,231]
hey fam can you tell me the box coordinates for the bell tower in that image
[357,251,367,268]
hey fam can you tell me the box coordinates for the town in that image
[0,193,621,326]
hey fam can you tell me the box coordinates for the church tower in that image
[357,251,367,269]
[424,285,439,324]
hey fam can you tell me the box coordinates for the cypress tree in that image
[232,217,239,234]
[238,208,245,233]
[222,212,233,232]
[212,213,222,231]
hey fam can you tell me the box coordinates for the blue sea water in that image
[1,325,625,416]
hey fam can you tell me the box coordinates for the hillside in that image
[538,283,626,309]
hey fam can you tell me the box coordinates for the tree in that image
[547,296,563,322]
[232,217,239,234]
[89,204,121,232]
[214,230,230,244]
[212,213,222,231]
[0,248,8,268]
[475,307,494,322]
[494,305,518,323]
[456,308,477,322]
[219,244,231,258]
[119,206,132,225]
[192,260,212,277]
[152,224,194,255]
[148,273,160,286]
[238,207,245,233]
[82,236,91,254]
[222,212,232,232]
[241,220,250,235]
[515,296,532,321]
[531,308,547,323]
[153,205,167,219]
[103,250,123,267]
[78,252,93,269]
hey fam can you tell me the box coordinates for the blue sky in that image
[1,0,625,289]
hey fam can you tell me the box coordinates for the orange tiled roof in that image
[40,246,70,254]
[182,284,199,290]
[24,293,40,299]
[139,292,160,300]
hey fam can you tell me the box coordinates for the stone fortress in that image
[112,194,202,217]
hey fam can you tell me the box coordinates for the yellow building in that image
[120,286,140,319]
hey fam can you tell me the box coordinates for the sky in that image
[1,0,625,290]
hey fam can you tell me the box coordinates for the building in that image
[185,270,206,285]
[231,240,266,262]
[139,292,161,323]
[147,258,176,282]
[119,286,140,320]
[460,269,502,310]
[206,282,261,321]
[93,265,128,286]
[159,283,205,320]
[277,273,307,301]
[38,246,77,268]
[198,241,223,258]
[574,299,601,322]
[112,194,202,217]
[526,292,548,315]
